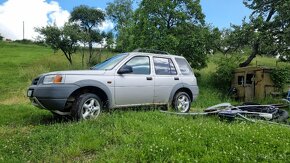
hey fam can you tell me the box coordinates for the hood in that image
[42,70,106,76]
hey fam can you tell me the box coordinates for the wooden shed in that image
[231,66,276,101]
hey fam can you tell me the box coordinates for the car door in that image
[153,57,179,104]
[114,56,154,106]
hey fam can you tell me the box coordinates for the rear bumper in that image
[28,84,79,111]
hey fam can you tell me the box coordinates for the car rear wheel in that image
[173,92,191,113]
[71,93,102,121]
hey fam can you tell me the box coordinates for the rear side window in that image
[154,57,177,75]
[175,58,193,75]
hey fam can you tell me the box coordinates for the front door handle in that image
[146,77,153,80]
[174,77,179,80]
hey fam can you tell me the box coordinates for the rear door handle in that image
[146,77,153,80]
[174,77,179,80]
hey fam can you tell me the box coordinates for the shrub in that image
[211,55,242,92]
[270,67,290,92]
[14,39,34,44]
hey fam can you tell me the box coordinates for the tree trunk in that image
[61,48,73,65]
[82,48,85,68]
[88,41,93,64]
[239,41,259,67]
[99,44,102,63]
[239,4,275,68]
[82,43,85,68]
[67,54,73,65]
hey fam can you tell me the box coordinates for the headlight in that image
[43,75,64,84]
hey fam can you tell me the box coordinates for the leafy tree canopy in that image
[70,5,106,64]
[106,0,134,30]
[36,23,81,65]
[70,5,105,31]
[107,0,208,69]
[238,0,290,66]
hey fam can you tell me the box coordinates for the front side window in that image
[124,56,150,74]
[154,57,177,75]
[175,58,193,75]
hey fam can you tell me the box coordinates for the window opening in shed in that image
[238,76,244,85]
[246,74,254,84]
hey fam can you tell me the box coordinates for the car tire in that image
[71,93,102,121]
[173,92,191,113]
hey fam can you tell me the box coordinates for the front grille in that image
[32,77,40,85]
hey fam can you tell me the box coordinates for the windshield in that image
[91,53,128,70]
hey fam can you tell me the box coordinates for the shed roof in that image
[234,66,273,73]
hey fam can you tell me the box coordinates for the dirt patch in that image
[0,95,29,105]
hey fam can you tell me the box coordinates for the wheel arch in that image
[169,84,194,104]
[67,80,113,109]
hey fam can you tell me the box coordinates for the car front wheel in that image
[173,92,191,113]
[71,93,102,121]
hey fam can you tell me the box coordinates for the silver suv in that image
[27,51,199,120]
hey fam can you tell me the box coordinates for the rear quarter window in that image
[153,57,177,75]
[175,58,193,75]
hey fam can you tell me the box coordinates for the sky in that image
[0,0,252,40]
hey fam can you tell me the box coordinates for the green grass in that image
[0,42,289,162]
[0,42,51,101]
[0,42,113,103]
[0,104,289,162]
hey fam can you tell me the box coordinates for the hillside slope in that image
[0,42,289,162]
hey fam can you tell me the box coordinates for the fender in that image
[183,83,199,100]
[168,83,184,103]
[168,83,199,103]
[74,80,113,108]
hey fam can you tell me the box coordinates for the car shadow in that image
[27,114,73,126]
[27,106,166,126]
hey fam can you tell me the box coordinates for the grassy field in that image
[0,42,289,162]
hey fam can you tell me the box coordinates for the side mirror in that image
[118,65,133,74]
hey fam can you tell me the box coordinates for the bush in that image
[270,67,290,92]
[211,55,242,92]
[14,39,34,44]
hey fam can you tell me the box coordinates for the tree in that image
[36,23,80,65]
[106,0,134,30]
[130,0,207,69]
[70,5,105,64]
[239,0,290,67]
[78,31,90,67]
[106,0,134,51]
[0,34,3,41]
[213,23,252,55]
[105,31,114,50]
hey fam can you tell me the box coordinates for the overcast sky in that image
[0,0,252,40]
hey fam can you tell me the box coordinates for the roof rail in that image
[133,48,170,55]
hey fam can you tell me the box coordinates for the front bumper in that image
[27,84,79,111]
